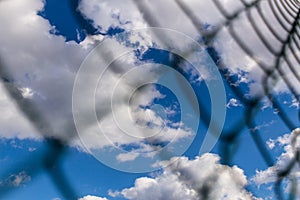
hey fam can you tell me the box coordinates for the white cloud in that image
[252,167,278,188]
[252,120,275,132]
[2,0,298,197]
[266,139,275,150]
[19,87,35,99]
[109,153,259,200]
[1,0,299,177]
[78,0,201,37]
[108,190,120,198]
[79,34,105,50]
[78,0,145,32]
[74,57,195,153]
[209,1,300,97]
[0,171,31,187]
[78,195,108,200]
[260,98,273,110]
[28,147,37,152]
[226,98,242,108]
[0,84,40,139]
[0,0,294,143]
[116,152,140,162]
[290,99,300,109]
[0,0,88,140]
[0,0,195,156]
[93,153,266,199]
[252,128,300,189]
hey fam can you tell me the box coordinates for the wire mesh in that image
[0,0,300,199]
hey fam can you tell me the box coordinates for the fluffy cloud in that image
[0,0,88,140]
[1,0,299,174]
[252,128,300,192]
[2,1,298,198]
[0,0,197,169]
[78,0,201,37]
[212,1,300,97]
[72,51,195,161]
[107,153,259,200]
[79,0,300,100]
[78,195,108,200]
[78,0,146,32]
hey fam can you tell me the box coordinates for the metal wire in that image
[0,0,300,199]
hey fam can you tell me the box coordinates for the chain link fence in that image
[0,0,300,199]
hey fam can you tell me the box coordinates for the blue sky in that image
[0,0,300,200]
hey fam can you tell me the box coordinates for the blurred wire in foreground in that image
[0,0,300,199]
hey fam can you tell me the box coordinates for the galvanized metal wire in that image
[0,0,300,199]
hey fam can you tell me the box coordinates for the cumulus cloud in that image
[74,1,300,167]
[1,0,298,175]
[78,0,203,37]
[199,0,300,98]
[107,153,259,200]
[252,128,300,191]
[0,0,88,140]
[0,0,293,137]
[0,0,198,170]
[2,1,298,198]
[78,0,146,32]
[73,52,195,157]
